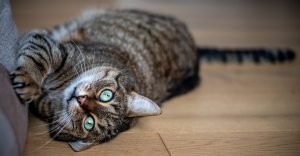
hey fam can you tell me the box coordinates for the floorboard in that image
[161,132,300,156]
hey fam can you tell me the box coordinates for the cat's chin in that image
[49,126,76,141]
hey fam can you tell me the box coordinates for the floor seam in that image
[158,133,172,156]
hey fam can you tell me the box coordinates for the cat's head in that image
[51,67,161,151]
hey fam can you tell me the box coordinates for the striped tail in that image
[198,47,296,64]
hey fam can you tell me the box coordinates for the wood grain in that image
[25,132,169,156]
[25,114,169,156]
[161,132,300,156]
[11,0,300,155]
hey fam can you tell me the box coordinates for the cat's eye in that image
[84,115,94,131]
[99,89,114,102]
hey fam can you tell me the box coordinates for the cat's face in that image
[51,67,161,151]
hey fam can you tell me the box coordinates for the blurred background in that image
[11,0,300,48]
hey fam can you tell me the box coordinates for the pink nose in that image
[76,95,87,106]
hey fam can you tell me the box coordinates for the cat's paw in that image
[10,68,41,104]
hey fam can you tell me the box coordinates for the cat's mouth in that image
[49,126,78,142]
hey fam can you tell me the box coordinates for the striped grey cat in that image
[11,9,199,151]
[10,9,295,151]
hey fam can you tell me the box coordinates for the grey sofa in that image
[0,0,28,156]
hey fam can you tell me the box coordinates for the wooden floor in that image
[11,0,300,155]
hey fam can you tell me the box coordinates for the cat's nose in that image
[76,95,87,106]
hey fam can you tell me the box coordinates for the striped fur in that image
[10,9,199,151]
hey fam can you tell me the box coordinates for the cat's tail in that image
[197,47,296,64]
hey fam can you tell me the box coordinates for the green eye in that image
[99,89,114,102]
[84,115,94,131]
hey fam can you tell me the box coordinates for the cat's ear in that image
[69,140,96,152]
[127,92,162,117]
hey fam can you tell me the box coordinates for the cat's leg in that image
[11,31,67,104]
[29,93,56,122]
[166,65,200,100]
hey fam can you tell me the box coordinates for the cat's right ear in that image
[126,92,162,117]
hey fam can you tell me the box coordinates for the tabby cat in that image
[10,9,295,151]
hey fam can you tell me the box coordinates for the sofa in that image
[0,0,28,156]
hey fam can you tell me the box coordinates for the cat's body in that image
[75,9,199,102]
[46,9,198,105]
[11,9,199,151]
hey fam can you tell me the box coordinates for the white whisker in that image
[34,111,74,151]
[72,59,86,76]
[71,40,87,75]
[33,111,69,135]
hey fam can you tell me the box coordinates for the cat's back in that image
[81,9,199,101]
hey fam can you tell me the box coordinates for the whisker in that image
[33,111,70,135]
[72,63,80,76]
[32,111,68,128]
[71,40,87,75]
[92,49,96,69]
[72,60,85,75]
[33,111,74,151]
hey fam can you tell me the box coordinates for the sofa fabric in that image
[0,0,28,155]
[0,65,28,156]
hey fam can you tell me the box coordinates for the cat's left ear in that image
[127,92,162,117]
[69,140,96,152]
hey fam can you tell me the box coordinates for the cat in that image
[10,9,295,151]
